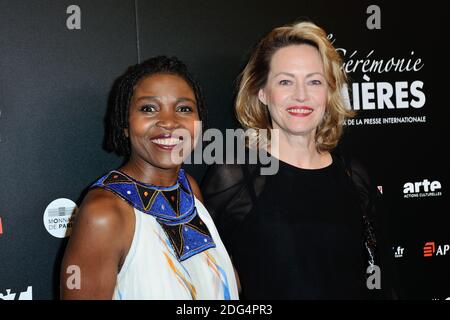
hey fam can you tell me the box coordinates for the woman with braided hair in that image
[61,56,238,300]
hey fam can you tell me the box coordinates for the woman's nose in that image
[293,82,308,101]
[156,110,180,130]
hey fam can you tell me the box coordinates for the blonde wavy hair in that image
[235,21,355,152]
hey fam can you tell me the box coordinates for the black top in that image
[202,154,370,299]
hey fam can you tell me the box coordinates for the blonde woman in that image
[202,21,395,299]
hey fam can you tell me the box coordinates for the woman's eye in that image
[140,105,157,112]
[279,79,292,86]
[309,79,322,85]
[177,106,193,112]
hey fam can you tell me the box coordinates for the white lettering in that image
[66,5,81,30]
[366,265,381,290]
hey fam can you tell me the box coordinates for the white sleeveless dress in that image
[112,198,239,300]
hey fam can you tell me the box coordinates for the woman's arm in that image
[60,189,132,299]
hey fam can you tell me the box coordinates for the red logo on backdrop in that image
[423,242,435,257]
[0,217,3,235]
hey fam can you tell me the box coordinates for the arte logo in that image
[0,286,33,300]
[403,179,442,198]
[43,198,78,238]
[423,241,449,257]
[393,245,405,258]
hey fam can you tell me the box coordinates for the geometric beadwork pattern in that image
[160,211,215,260]
[90,169,216,261]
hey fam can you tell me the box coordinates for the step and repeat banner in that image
[0,0,447,299]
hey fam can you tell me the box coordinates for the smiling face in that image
[258,44,329,141]
[126,73,200,170]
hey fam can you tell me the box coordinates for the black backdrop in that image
[0,0,448,300]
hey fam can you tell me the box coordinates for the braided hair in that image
[105,55,207,156]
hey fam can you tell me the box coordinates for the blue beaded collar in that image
[90,169,216,261]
